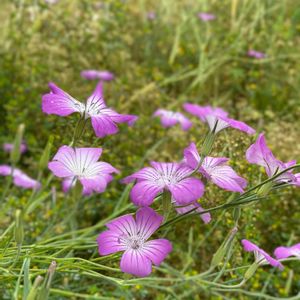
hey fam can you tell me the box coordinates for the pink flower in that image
[153,109,192,131]
[147,11,156,20]
[42,82,137,138]
[3,142,27,154]
[198,13,216,22]
[48,146,118,195]
[0,165,40,190]
[242,239,283,269]
[122,162,205,206]
[246,133,299,184]
[183,143,247,193]
[45,0,58,4]
[183,103,255,135]
[183,104,228,122]
[81,70,114,81]
[248,50,266,59]
[274,243,300,259]
[97,207,172,277]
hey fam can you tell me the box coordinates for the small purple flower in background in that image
[205,115,255,135]
[274,243,300,259]
[81,70,114,81]
[242,239,283,269]
[248,50,266,59]
[48,146,119,195]
[198,12,216,22]
[45,0,58,4]
[0,165,40,190]
[183,103,255,135]
[3,142,27,154]
[147,11,156,20]
[184,143,247,193]
[122,162,205,206]
[42,82,137,138]
[183,104,228,122]
[246,133,299,184]
[97,207,172,277]
[153,109,192,131]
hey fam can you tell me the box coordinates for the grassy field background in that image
[0,0,300,299]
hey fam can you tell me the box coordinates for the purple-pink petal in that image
[142,239,172,265]
[120,249,152,277]
[198,12,216,22]
[81,70,114,81]
[246,133,297,183]
[201,157,247,193]
[183,103,228,122]
[135,207,163,240]
[274,243,300,259]
[248,50,266,59]
[97,230,127,255]
[175,201,211,224]
[3,142,27,154]
[42,82,84,116]
[169,177,205,205]
[130,181,163,206]
[153,109,192,131]
[242,239,283,269]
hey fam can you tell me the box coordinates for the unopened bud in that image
[210,226,238,268]
[14,209,24,246]
[37,261,57,300]
[38,136,53,172]
[244,262,258,281]
[27,275,44,300]
[10,124,25,165]
[233,207,241,223]
[201,132,215,157]
[257,181,273,196]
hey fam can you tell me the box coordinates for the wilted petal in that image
[175,201,211,224]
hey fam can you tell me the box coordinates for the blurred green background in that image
[0,0,300,299]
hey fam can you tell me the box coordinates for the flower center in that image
[122,235,144,250]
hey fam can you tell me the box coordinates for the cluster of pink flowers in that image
[39,73,300,277]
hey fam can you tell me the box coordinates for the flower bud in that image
[210,226,238,268]
[38,136,53,172]
[257,181,273,196]
[244,262,258,281]
[10,124,25,165]
[14,209,24,246]
[201,132,215,157]
[232,207,241,223]
[37,261,57,300]
[27,275,43,300]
